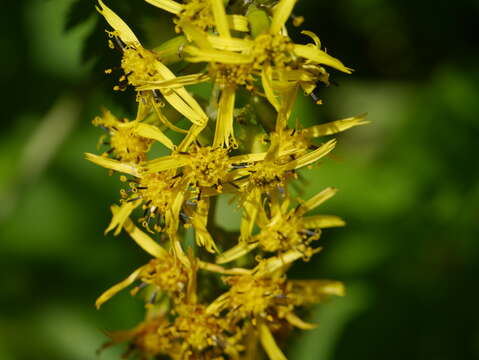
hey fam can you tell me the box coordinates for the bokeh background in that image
[1,0,478,359]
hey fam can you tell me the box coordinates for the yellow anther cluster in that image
[174,0,214,33]
[86,0,367,359]
[184,145,230,188]
[121,47,161,87]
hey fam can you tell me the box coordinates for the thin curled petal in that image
[302,113,369,137]
[105,200,140,235]
[293,44,353,74]
[228,15,249,32]
[209,0,230,38]
[144,0,183,14]
[270,0,297,34]
[134,123,175,150]
[95,266,145,309]
[259,322,287,360]
[84,153,140,177]
[285,312,317,330]
[216,242,259,264]
[302,215,346,229]
[284,139,336,170]
[96,0,140,46]
[112,204,169,258]
[297,187,338,215]
[213,86,236,148]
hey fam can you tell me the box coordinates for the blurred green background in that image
[1,0,478,359]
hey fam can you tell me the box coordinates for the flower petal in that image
[84,153,140,177]
[96,0,140,46]
[284,139,336,170]
[113,204,169,258]
[209,0,230,38]
[293,44,353,74]
[302,215,346,229]
[270,0,297,34]
[144,0,183,14]
[259,322,287,360]
[134,123,175,150]
[302,113,369,137]
[95,265,146,309]
[297,187,338,215]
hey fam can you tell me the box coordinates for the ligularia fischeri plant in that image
[86,0,367,358]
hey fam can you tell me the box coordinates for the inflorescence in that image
[86,0,367,359]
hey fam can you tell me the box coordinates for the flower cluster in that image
[87,0,366,359]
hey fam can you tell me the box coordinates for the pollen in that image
[172,304,230,351]
[135,256,189,297]
[174,0,214,33]
[121,47,160,87]
[252,34,295,70]
[110,126,152,163]
[223,274,286,319]
[184,145,230,189]
[209,62,255,89]
[255,211,320,252]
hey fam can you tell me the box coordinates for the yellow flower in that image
[217,187,344,264]
[96,0,208,127]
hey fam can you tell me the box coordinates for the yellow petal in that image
[183,45,254,64]
[189,199,218,253]
[144,0,183,14]
[154,61,208,126]
[227,15,249,32]
[239,188,261,241]
[229,152,267,163]
[259,322,287,360]
[167,190,185,236]
[96,0,140,46]
[209,0,230,38]
[177,124,206,152]
[151,99,189,134]
[105,200,140,235]
[134,123,175,150]
[302,215,346,229]
[213,86,236,148]
[270,0,297,34]
[300,30,321,48]
[137,73,210,90]
[297,187,338,215]
[198,261,251,275]
[290,279,346,300]
[260,248,314,274]
[95,265,145,309]
[144,155,187,173]
[284,139,336,170]
[216,242,259,264]
[302,113,369,137]
[207,35,253,52]
[285,312,317,330]
[112,205,168,258]
[262,66,280,112]
[84,153,140,177]
[293,44,353,74]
